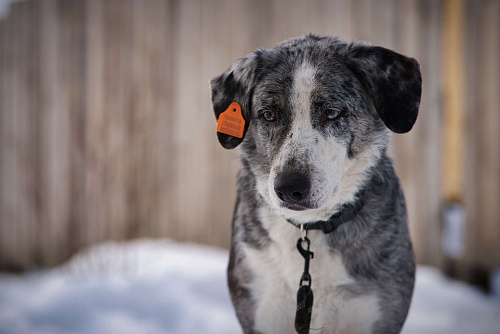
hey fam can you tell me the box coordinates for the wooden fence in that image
[0,0,498,282]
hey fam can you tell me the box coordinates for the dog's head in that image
[210,35,421,222]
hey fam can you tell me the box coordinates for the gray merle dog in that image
[210,35,421,334]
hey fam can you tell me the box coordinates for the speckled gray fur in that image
[210,35,421,334]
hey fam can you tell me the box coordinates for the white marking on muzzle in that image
[269,62,321,207]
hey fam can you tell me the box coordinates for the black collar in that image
[286,192,366,234]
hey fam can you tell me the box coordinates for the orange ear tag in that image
[216,102,246,138]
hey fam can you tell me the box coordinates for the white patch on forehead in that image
[273,61,317,169]
[290,61,316,133]
[267,61,321,209]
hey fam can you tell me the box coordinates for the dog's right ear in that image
[210,53,259,149]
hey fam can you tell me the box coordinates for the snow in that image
[0,241,239,334]
[404,267,500,334]
[0,240,499,334]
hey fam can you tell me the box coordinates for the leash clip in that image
[297,235,314,287]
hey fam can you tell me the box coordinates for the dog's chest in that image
[243,210,380,333]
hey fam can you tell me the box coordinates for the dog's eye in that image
[324,108,340,120]
[263,111,277,122]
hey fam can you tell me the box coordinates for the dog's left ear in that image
[344,44,422,133]
[210,52,260,149]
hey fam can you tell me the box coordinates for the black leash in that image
[295,228,314,334]
[290,196,366,334]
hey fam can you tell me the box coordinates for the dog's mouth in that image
[279,201,317,212]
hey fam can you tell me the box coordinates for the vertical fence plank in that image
[59,0,88,256]
[0,2,39,268]
[330,0,353,40]
[463,0,480,278]
[462,0,500,281]
[442,0,466,204]
[171,0,207,243]
[371,0,397,49]
[0,16,4,267]
[39,0,71,266]
[0,8,16,269]
[130,0,173,238]
[154,0,176,239]
[102,0,135,241]
[201,0,238,248]
[84,0,106,246]
[415,0,443,267]
[475,0,500,268]
[350,0,374,41]
[26,1,43,267]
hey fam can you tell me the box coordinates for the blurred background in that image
[1,0,500,333]
[0,0,499,302]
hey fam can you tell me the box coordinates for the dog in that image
[210,35,421,334]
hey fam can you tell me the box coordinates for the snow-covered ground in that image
[0,240,499,334]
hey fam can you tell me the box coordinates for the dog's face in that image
[211,36,421,222]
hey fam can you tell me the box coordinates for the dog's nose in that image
[274,173,310,205]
